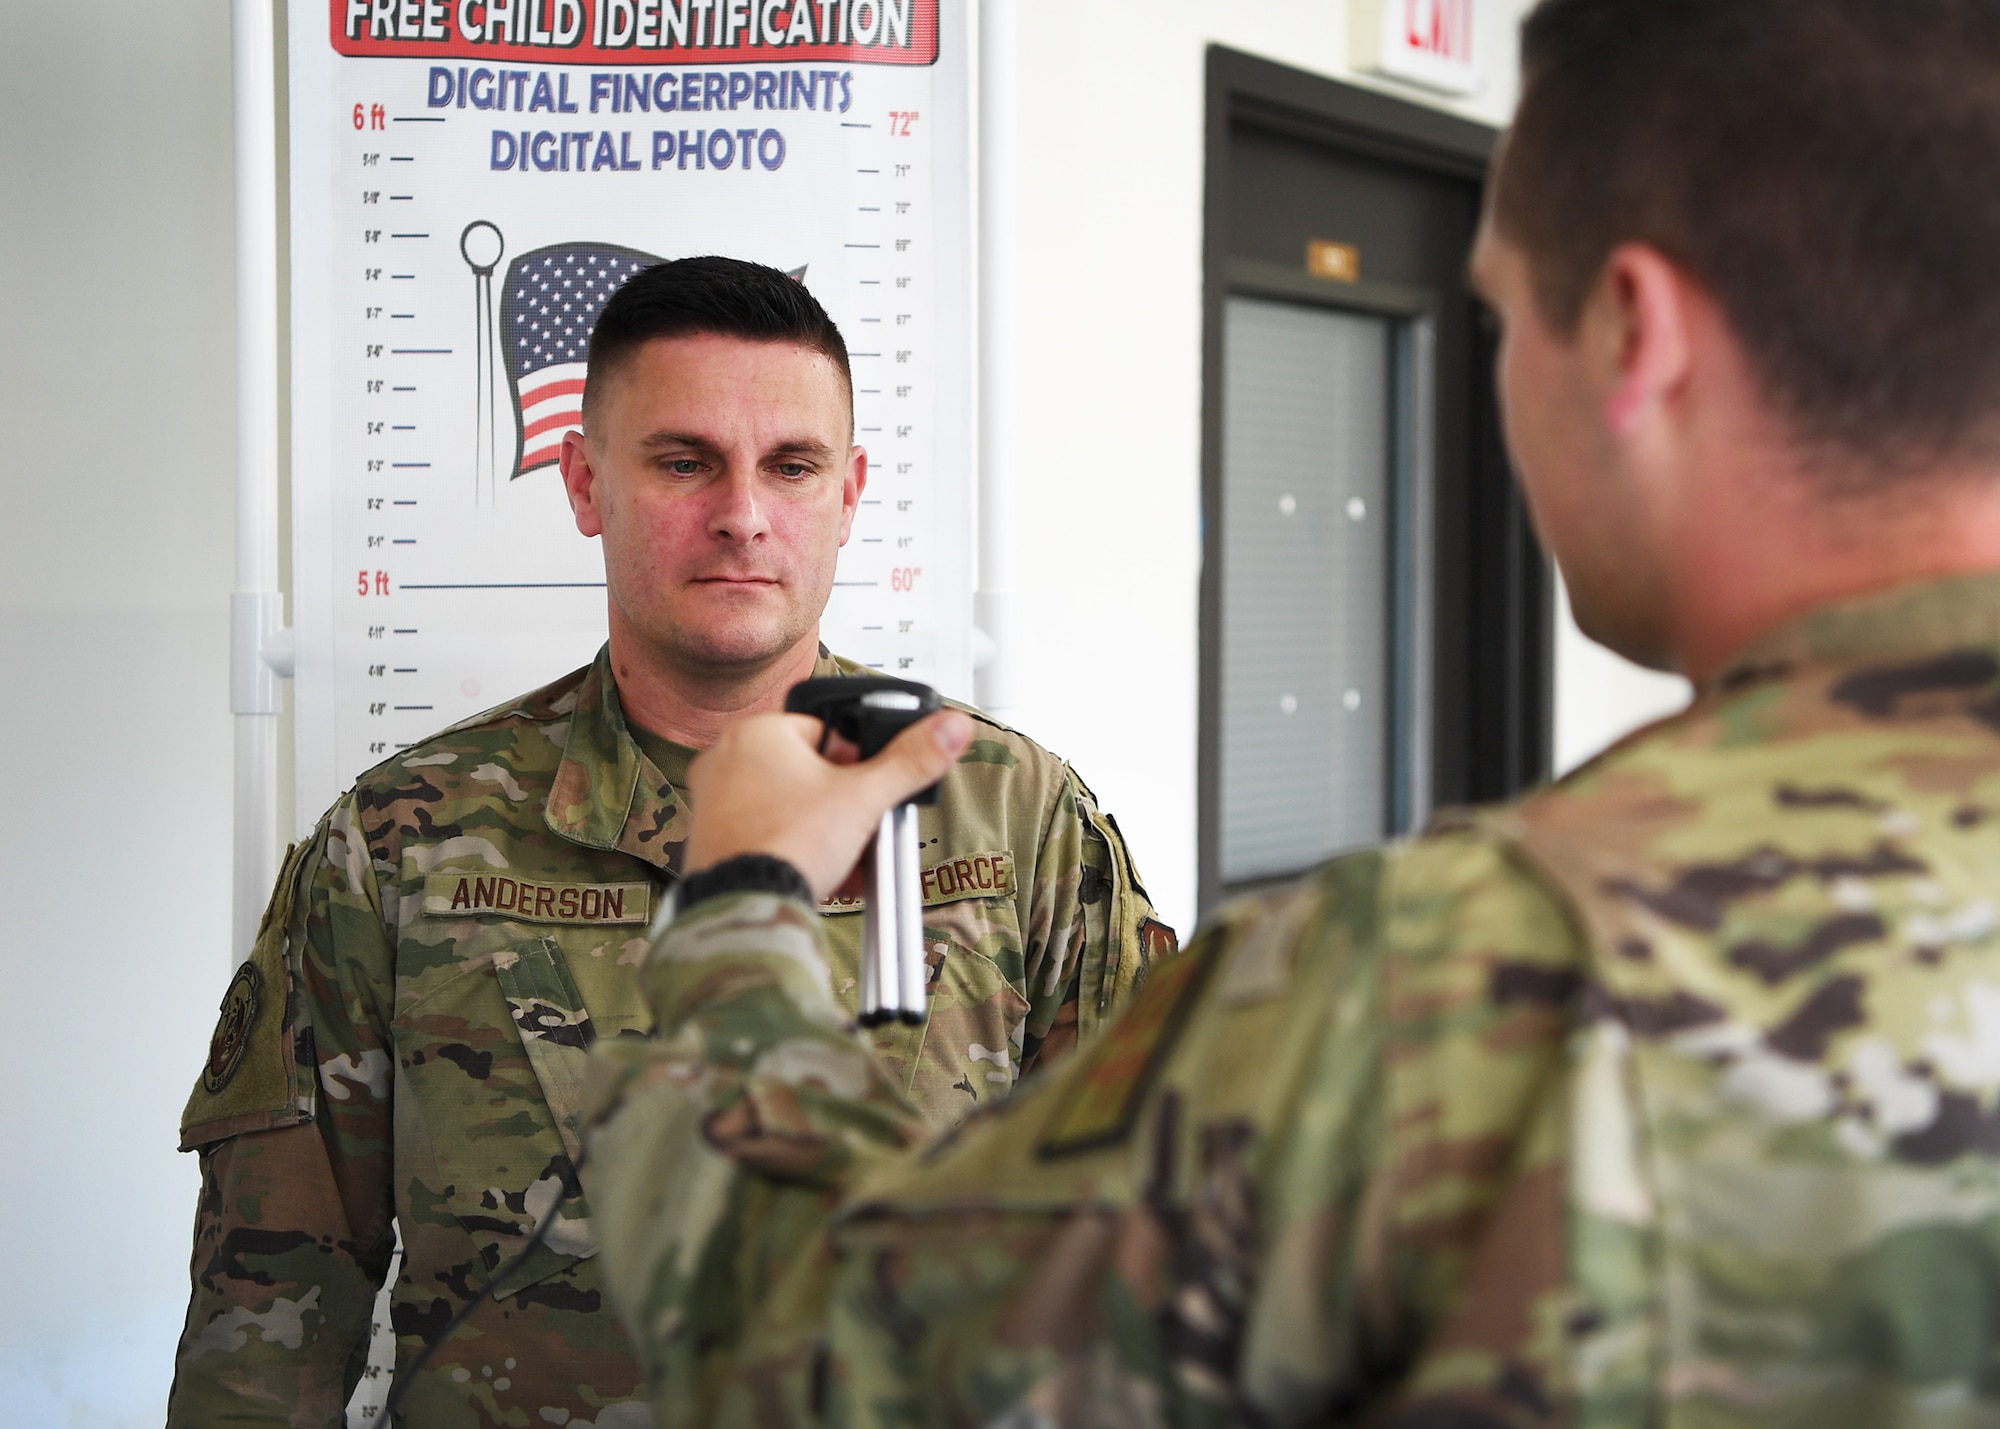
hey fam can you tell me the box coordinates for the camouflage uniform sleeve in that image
[1310,827,1591,1418]
[166,801,399,1427]
[1019,769,1176,1075]
[583,891,925,1425]
[589,830,1590,1427]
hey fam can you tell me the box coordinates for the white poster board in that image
[288,0,973,830]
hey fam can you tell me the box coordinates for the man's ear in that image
[559,429,604,538]
[1593,243,1695,438]
[836,444,868,547]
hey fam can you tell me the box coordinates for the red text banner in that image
[332,0,940,66]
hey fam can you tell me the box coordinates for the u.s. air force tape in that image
[421,873,653,925]
[819,850,1016,913]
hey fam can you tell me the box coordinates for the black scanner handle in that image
[785,676,946,804]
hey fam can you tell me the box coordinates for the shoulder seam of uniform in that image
[816,648,1051,756]
[1528,689,1707,798]
[940,696,1067,762]
[345,662,592,791]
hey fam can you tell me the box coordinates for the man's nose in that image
[705,467,770,542]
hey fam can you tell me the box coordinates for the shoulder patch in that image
[1138,917,1178,975]
[1037,936,1218,1159]
[203,962,262,1093]
[180,835,319,1151]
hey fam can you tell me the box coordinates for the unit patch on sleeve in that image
[203,962,263,1094]
[422,872,653,925]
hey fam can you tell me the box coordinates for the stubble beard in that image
[628,582,826,684]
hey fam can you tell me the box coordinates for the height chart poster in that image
[289,0,973,826]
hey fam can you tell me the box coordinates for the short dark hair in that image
[581,255,852,424]
[1495,0,2000,473]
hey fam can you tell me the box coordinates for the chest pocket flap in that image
[483,937,599,1300]
[493,937,597,1162]
[399,936,602,1302]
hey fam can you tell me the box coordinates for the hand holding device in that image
[784,677,945,1026]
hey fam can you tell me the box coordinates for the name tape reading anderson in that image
[422,874,654,925]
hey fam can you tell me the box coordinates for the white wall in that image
[0,2,237,1423]
[0,2,1675,1421]
[999,0,1532,935]
[1553,576,1690,775]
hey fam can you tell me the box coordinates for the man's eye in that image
[774,463,811,478]
[664,458,703,475]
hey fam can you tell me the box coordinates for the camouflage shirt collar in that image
[1713,569,2000,692]
[543,643,857,872]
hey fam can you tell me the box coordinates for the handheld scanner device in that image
[784,676,946,1026]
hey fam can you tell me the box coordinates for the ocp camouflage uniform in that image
[166,645,1167,1427]
[587,571,2000,1427]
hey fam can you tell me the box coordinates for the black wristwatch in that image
[659,854,814,927]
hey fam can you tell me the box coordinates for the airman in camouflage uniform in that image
[166,645,1163,1426]
[166,252,1170,1426]
[584,1,2000,1421]
[590,573,2000,1426]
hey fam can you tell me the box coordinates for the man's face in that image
[1469,216,1674,668]
[560,333,865,676]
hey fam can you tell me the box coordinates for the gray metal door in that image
[1200,50,1549,914]
[1220,298,1393,883]
[1219,294,1432,889]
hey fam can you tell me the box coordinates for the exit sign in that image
[1353,0,1482,96]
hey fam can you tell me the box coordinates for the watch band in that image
[666,853,814,924]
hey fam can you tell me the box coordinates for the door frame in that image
[1198,46,1552,915]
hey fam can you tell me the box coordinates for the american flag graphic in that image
[500,242,662,477]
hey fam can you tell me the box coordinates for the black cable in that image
[379,1153,588,1424]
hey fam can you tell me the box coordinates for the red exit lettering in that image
[1407,0,1471,62]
